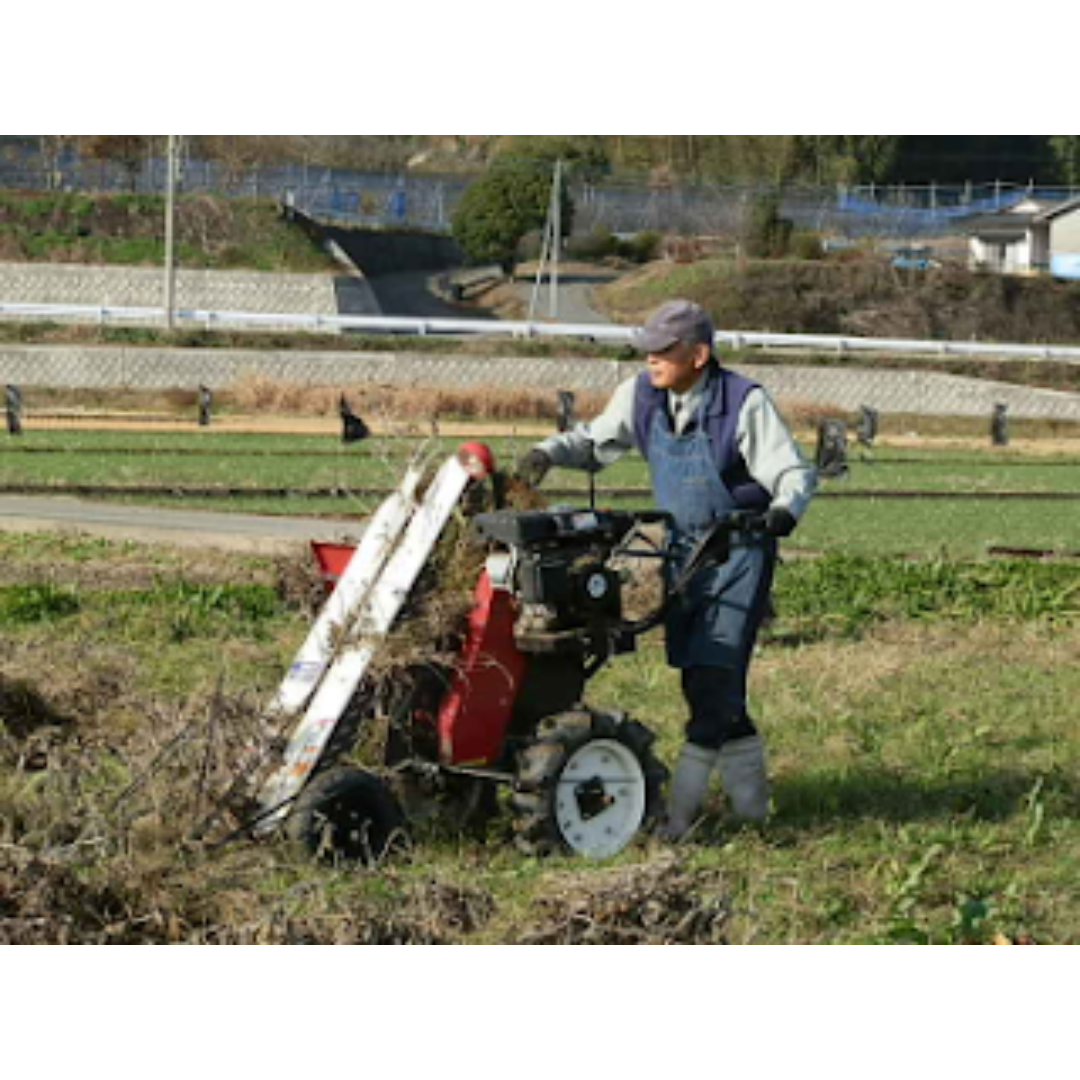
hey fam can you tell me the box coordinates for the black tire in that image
[286,766,406,864]
[512,708,667,858]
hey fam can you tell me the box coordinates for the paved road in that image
[0,495,363,553]
[367,271,497,319]
[512,267,618,324]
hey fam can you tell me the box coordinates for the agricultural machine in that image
[254,441,761,862]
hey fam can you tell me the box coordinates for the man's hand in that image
[763,507,797,538]
[514,448,552,489]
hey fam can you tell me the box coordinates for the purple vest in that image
[632,364,771,510]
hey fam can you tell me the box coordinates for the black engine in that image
[474,509,641,656]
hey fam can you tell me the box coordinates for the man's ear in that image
[692,343,712,370]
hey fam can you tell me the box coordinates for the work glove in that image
[763,507,797,538]
[514,448,552,489]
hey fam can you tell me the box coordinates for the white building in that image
[967,196,1080,278]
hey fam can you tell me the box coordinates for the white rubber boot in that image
[661,742,718,841]
[716,735,771,823]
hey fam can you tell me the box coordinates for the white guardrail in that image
[4,301,1080,363]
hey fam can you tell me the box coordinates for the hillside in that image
[599,258,1080,347]
[0,191,333,273]
[6,188,1080,357]
[7,137,1075,185]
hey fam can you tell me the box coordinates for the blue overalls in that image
[634,365,777,749]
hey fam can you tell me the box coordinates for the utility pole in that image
[529,159,563,322]
[550,158,562,319]
[163,134,179,330]
[528,211,552,323]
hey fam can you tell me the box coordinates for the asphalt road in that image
[511,266,617,324]
[0,495,363,554]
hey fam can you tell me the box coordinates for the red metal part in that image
[310,541,356,595]
[457,441,496,480]
[310,485,526,769]
[437,569,527,767]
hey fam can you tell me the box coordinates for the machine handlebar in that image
[620,510,771,640]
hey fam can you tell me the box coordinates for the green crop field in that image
[3,428,1080,556]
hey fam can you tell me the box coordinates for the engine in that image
[473,509,639,655]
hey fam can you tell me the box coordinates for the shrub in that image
[619,231,662,263]
[566,227,619,261]
[791,230,825,260]
[744,191,794,258]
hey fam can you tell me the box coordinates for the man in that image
[516,299,816,839]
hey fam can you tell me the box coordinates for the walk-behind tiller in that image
[254,442,763,862]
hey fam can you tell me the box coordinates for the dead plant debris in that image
[517,853,731,945]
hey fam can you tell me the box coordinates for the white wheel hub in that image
[554,738,647,859]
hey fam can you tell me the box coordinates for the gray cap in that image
[633,299,715,354]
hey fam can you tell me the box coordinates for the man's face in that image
[646,341,711,393]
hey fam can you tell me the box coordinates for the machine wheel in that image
[287,766,406,864]
[512,708,667,859]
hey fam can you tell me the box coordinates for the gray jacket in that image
[538,372,817,520]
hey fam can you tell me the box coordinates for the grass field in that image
[1,429,1078,942]
[3,427,1080,556]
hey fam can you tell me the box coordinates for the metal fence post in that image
[991,403,1010,446]
[5,385,23,436]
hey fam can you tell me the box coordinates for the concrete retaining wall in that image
[2,343,1080,421]
[0,263,339,317]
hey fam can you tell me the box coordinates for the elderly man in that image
[517,299,816,839]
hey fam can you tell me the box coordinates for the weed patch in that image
[775,555,1080,639]
[0,583,81,624]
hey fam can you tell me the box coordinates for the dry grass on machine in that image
[346,467,546,674]
[341,460,666,723]
[315,467,548,774]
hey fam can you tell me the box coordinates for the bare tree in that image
[79,136,154,191]
[38,135,77,190]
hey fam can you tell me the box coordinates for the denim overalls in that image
[635,366,777,745]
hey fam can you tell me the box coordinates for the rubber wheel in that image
[512,709,667,859]
[287,766,406,864]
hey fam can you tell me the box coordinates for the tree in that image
[79,136,154,190]
[799,137,900,185]
[495,136,610,181]
[887,137,1057,184]
[451,156,573,273]
[191,136,269,187]
[1049,137,1080,186]
[744,190,793,258]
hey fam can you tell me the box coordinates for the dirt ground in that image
[23,412,1080,454]
[23,414,555,438]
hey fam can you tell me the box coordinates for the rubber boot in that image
[661,742,718,841]
[716,735,770,823]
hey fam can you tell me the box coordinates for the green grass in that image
[0,582,81,623]
[585,620,1080,944]
[798,497,1080,557]
[4,430,1080,555]
[776,555,1080,637]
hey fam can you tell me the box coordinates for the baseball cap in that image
[633,299,715,354]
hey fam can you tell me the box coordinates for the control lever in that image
[669,511,767,598]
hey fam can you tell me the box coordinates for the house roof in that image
[966,196,1080,238]
[965,213,1038,239]
[1039,195,1080,221]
